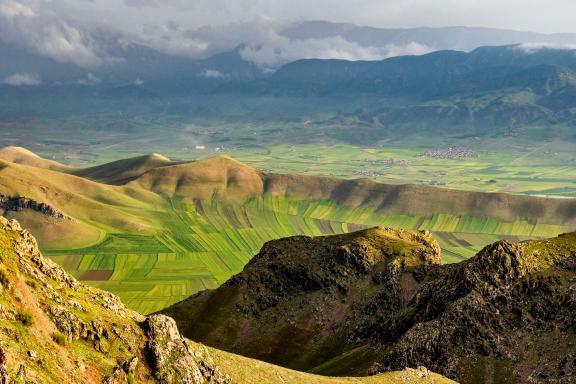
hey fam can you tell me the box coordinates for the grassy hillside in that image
[0,216,455,384]
[0,146,69,171]
[1,148,574,314]
[209,347,453,384]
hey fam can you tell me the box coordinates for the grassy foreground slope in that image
[209,347,451,384]
[0,216,454,384]
[1,147,575,314]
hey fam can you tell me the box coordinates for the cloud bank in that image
[2,73,41,86]
[1,0,576,69]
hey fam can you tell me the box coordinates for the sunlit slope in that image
[0,146,70,170]
[73,153,173,184]
[1,148,574,314]
[129,156,264,200]
[0,160,166,234]
[209,345,454,384]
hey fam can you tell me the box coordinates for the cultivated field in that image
[1,142,574,314]
[44,195,567,313]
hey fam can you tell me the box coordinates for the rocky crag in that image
[165,227,576,383]
[0,195,71,220]
[0,216,229,384]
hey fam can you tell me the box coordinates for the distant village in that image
[416,147,479,159]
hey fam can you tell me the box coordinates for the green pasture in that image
[11,114,575,314]
[5,112,576,197]
[44,196,568,314]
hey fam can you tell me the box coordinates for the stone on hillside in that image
[49,305,88,342]
[145,314,229,384]
[0,305,16,321]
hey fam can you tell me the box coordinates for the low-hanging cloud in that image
[200,69,227,79]
[517,42,576,53]
[77,73,102,86]
[2,73,41,86]
[239,37,433,68]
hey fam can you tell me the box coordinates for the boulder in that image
[145,315,229,384]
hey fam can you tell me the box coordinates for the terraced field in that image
[44,195,567,314]
[2,148,573,314]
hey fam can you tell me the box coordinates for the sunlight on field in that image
[44,196,568,314]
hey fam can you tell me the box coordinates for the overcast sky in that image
[1,0,576,69]
[32,0,576,33]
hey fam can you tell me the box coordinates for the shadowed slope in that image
[163,228,442,373]
[164,228,576,383]
[73,153,173,185]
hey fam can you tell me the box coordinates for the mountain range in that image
[4,21,576,87]
[3,41,576,140]
[282,22,576,52]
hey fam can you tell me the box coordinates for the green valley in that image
[1,148,574,314]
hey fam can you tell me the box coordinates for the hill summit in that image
[0,147,68,171]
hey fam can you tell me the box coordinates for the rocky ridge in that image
[0,216,229,384]
[164,227,443,374]
[165,227,576,383]
[0,195,71,220]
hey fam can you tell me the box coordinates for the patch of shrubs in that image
[52,332,66,345]
[19,310,34,326]
[0,269,10,289]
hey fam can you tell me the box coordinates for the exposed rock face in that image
[164,227,442,374]
[103,358,138,384]
[0,195,71,220]
[145,315,230,384]
[0,347,8,384]
[0,216,228,384]
[165,227,576,383]
[49,305,89,342]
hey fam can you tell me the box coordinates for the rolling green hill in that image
[1,147,574,314]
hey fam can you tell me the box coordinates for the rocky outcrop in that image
[103,357,138,384]
[0,347,8,384]
[145,315,230,384]
[165,227,576,383]
[0,195,71,220]
[164,227,443,374]
[9,217,78,290]
[0,216,228,384]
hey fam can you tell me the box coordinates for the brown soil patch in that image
[79,270,113,281]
